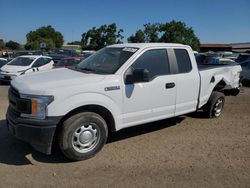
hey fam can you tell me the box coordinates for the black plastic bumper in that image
[6,107,62,154]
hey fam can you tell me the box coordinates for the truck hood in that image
[12,68,106,95]
[1,64,30,73]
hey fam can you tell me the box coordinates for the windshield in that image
[8,57,35,66]
[77,47,138,74]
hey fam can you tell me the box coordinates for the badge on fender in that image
[104,86,120,91]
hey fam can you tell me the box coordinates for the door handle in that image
[165,82,175,89]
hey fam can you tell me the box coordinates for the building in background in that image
[200,43,250,53]
[231,43,250,53]
[200,44,232,52]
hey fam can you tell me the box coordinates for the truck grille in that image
[8,86,31,115]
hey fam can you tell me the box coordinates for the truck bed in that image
[198,63,239,71]
[197,63,241,108]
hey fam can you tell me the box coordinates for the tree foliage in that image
[127,29,145,43]
[159,20,200,51]
[25,25,64,50]
[5,40,20,50]
[144,23,160,42]
[81,23,124,50]
[127,23,160,43]
[127,20,200,51]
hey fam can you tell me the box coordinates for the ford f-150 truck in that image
[6,43,242,161]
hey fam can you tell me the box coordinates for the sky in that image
[0,0,249,44]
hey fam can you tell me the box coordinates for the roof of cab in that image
[108,43,187,49]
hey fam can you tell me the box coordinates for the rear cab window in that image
[174,49,192,73]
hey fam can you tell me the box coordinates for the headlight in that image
[20,94,54,119]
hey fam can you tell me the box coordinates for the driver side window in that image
[131,49,170,80]
[32,58,44,67]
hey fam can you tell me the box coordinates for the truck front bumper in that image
[6,107,62,154]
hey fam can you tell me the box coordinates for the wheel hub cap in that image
[214,98,223,116]
[79,131,93,143]
[72,123,100,153]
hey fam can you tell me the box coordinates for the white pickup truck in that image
[6,43,241,161]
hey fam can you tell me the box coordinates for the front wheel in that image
[58,112,108,161]
[203,91,225,118]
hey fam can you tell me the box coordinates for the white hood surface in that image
[12,68,106,94]
[1,64,30,73]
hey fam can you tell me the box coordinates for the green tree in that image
[127,29,145,43]
[5,40,20,50]
[25,25,64,50]
[0,39,5,50]
[127,20,200,51]
[81,23,124,50]
[143,23,160,42]
[127,24,159,43]
[159,20,200,51]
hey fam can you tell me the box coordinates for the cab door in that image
[171,48,200,116]
[121,48,177,128]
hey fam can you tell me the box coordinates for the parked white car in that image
[0,55,54,82]
[6,43,242,161]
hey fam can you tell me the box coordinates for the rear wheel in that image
[203,91,225,118]
[58,112,108,161]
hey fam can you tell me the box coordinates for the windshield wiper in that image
[79,67,96,72]
[69,66,102,74]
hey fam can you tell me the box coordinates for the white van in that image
[0,55,54,82]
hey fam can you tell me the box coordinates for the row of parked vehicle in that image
[195,51,250,82]
[0,49,250,83]
[0,49,95,82]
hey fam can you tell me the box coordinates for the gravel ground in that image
[0,83,250,188]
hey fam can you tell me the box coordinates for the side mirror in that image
[125,68,150,84]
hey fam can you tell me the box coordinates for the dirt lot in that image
[0,84,250,188]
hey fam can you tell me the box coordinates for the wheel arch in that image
[199,77,227,109]
[57,104,116,132]
[52,104,117,151]
[213,79,227,92]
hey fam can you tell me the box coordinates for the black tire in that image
[203,91,225,118]
[58,112,108,161]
